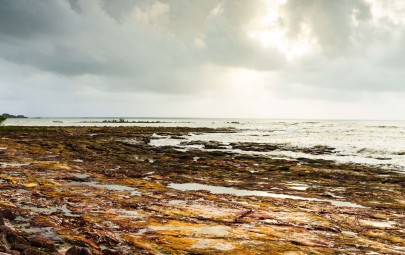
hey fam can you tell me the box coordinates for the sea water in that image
[3,118,405,171]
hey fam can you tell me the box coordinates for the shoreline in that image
[3,119,405,172]
[0,126,404,254]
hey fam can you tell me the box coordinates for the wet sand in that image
[0,126,404,254]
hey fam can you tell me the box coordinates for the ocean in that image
[3,118,405,171]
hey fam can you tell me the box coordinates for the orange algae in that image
[0,126,404,254]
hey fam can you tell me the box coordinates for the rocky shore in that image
[1,210,90,255]
[0,126,404,254]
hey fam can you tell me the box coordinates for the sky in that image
[0,0,405,119]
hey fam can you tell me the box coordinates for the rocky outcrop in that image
[0,210,92,255]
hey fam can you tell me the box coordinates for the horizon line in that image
[11,116,405,121]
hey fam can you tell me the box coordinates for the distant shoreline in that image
[13,116,405,121]
[1,113,27,119]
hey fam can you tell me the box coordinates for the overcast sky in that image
[1,0,404,119]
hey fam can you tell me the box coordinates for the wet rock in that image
[0,226,13,235]
[8,236,28,246]
[230,142,336,155]
[65,246,92,255]
[304,145,336,155]
[102,249,122,255]
[65,246,80,255]
[27,236,56,251]
[0,226,19,243]
[1,126,405,254]
[79,248,92,255]
[141,137,151,144]
[10,244,31,252]
[180,140,228,149]
[0,209,17,221]
[21,248,47,255]
[230,142,279,152]
[64,176,91,182]
[169,135,186,140]
[0,233,11,252]
[297,157,334,165]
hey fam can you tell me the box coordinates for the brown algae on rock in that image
[0,126,404,254]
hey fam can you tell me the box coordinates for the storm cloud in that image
[0,0,404,118]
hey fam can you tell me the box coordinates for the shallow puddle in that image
[71,181,141,196]
[70,173,90,179]
[18,225,57,239]
[105,209,143,218]
[168,183,365,208]
[359,220,396,228]
[150,225,230,237]
[21,204,80,217]
[286,182,309,191]
[0,162,30,167]
[168,199,186,205]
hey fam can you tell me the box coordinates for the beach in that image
[0,125,404,254]
[2,0,405,254]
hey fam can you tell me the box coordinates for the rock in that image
[21,248,47,255]
[0,209,17,221]
[10,244,31,252]
[0,226,14,234]
[27,236,56,251]
[10,251,21,255]
[0,225,18,242]
[65,246,81,255]
[9,236,28,246]
[102,249,122,255]
[65,246,92,255]
[0,217,4,226]
[0,233,11,252]
[79,248,92,255]
[22,183,38,188]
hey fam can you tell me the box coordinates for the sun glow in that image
[220,68,266,93]
[248,0,312,61]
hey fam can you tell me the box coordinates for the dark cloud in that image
[0,0,404,117]
[0,0,285,76]
[281,0,372,55]
[0,0,76,39]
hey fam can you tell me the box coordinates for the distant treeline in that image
[2,113,27,118]
[1,113,27,124]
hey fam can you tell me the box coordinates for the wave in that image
[357,148,405,156]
